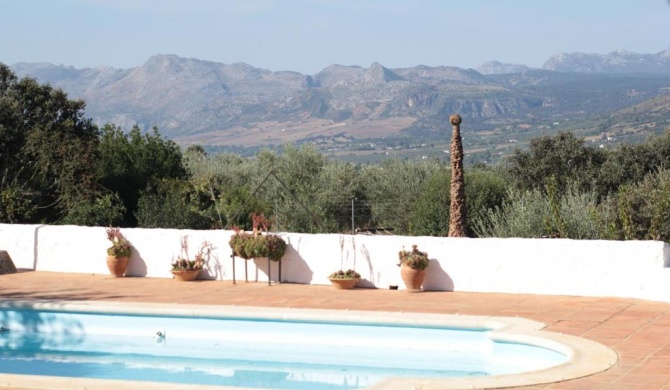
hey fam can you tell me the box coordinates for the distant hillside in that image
[583,90,670,143]
[7,50,670,161]
[476,61,531,75]
[543,48,670,74]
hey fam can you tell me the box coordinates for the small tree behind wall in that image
[448,114,467,237]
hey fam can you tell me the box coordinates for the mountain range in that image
[7,48,670,153]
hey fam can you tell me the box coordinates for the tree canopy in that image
[0,65,184,226]
[1,63,99,223]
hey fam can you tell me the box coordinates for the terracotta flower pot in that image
[400,263,425,292]
[329,278,358,290]
[106,255,129,277]
[172,269,201,282]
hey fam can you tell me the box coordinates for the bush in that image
[472,182,601,239]
[135,179,213,229]
[471,188,550,238]
[409,170,450,236]
[361,159,443,234]
[504,132,606,194]
[597,169,670,241]
[61,193,126,227]
[97,125,186,226]
[464,168,509,236]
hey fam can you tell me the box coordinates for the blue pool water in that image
[0,307,567,389]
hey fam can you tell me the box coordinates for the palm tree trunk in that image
[448,114,467,237]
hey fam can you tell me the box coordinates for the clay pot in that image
[400,263,425,292]
[106,255,129,277]
[171,269,201,282]
[329,278,358,290]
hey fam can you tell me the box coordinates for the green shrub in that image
[472,183,601,239]
[598,169,670,242]
[135,179,213,229]
[471,188,549,238]
[361,159,443,234]
[409,170,450,236]
[465,168,509,236]
[62,193,126,227]
[504,132,606,193]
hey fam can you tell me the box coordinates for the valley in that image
[9,48,670,165]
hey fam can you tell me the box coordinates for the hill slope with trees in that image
[2,65,670,242]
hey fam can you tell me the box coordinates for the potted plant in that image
[105,227,132,277]
[171,235,212,282]
[229,227,253,260]
[229,214,287,262]
[229,214,288,284]
[398,244,429,292]
[329,269,360,289]
[328,236,360,289]
[265,233,288,262]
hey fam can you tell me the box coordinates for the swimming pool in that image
[0,300,617,390]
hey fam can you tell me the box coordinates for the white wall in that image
[0,224,43,270]
[3,224,670,302]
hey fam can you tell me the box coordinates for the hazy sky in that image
[1,0,669,74]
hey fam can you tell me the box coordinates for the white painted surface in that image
[3,224,670,302]
[0,224,43,270]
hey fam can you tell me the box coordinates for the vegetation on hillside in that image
[2,65,670,242]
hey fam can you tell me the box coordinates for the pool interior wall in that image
[0,310,567,389]
[0,300,617,390]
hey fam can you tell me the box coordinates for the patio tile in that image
[616,338,667,351]
[543,379,609,389]
[648,315,670,326]
[564,310,620,323]
[643,326,670,335]
[583,328,636,339]
[615,375,670,388]
[654,345,670,357]
[604,383,664,390]
[615,345,661,357]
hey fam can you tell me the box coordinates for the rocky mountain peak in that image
[363,62,403,83]
[8,50,670,146]
[313,64,365,87]
[476,61,531,75]
[222,62,265,80]
[144,54,182,68]
[543,49,670,74]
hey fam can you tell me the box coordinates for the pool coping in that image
[0,299,618,390]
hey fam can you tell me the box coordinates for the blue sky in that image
[1,0,669,74]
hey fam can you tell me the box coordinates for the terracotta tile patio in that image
[3,271,670,389]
